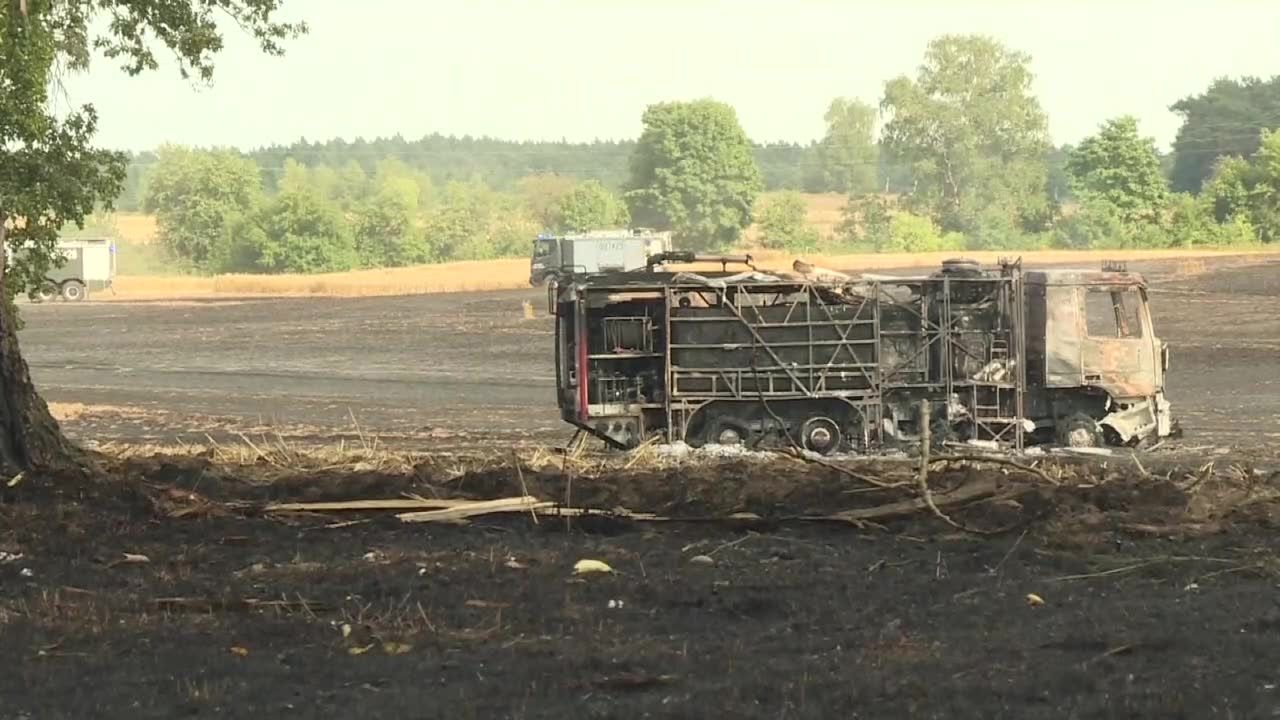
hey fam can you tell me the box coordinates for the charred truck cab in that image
[1023,266,1172,447]
[552,257,1174,453]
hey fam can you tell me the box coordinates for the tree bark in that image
[0,218,81,475]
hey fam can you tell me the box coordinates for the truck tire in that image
[33,282,57,303]
[60,280,87,302]
[1056,413,1103,448]
[800,416,842,455]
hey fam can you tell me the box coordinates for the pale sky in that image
[61,0,1280,153]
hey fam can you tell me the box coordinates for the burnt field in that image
[13,254,1280,455]
[3,254,1280,719]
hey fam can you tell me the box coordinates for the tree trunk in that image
[0,220,81,475]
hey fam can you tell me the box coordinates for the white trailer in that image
[529,229,674,286]
[21,237,116,302]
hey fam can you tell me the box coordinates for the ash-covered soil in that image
[4,253,1280,718]
[2,451,1280,719]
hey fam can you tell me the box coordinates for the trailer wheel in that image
[800,417,842,455]
[60,280,86,302]
[1056,413,1102,448]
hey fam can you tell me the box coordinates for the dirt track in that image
[16,254,1280,455]
[4,254,1280,719]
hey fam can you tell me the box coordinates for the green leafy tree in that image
[425,180,535,261]
[1200,130,1280,242]
[334,160,369,211]
[353,191,430,268]
[1065,116,1168,224]
[349,158,434,268]
[882,212,963,252]
[1052,198,1129,249]
[625,99,764,250]
[143,146,263,269]
[880,35,1053,234]
[837,194,893,250]
[818,98,880,194]
[0,1,302,472]
[1203,156,1254,222]
[246,189,356,273]
[1170,76,1280,193]
[756,192,819,249]
[557,181,630,232]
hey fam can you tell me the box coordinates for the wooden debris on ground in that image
[397,496,553,523]
[264,496,462,513]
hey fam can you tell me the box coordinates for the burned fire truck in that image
[550,255,1174,454]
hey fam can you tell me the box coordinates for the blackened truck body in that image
[550,258,1174,453]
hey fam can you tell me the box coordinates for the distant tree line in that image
[128,34,1280,274]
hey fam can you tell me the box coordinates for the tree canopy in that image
[1066,116,1168,224]
[880,34,1052,234]
[144,145,263,269]
[817,98,880,195]
[1169,76,1280,193]
[557,181,629,232]
[625,99,764,250]
[0,0,304,473]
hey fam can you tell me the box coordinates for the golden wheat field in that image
[105,248,1277,300]
[96,201,1280,300]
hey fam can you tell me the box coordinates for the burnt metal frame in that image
[569,269,1029,451]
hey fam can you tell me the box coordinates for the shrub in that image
[757,192,820,250]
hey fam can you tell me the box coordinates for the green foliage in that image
[143,145,263,269]
[837,196,961,252]
[353,191,430,268]
[424,181,535,262]
[1170,76,1280,193]
[0,6,127,300]
[1066,116,1168,224]
[239,189,356,274]
[837,195,893,250]
[1197,130,1280,243]
[557,181,629,232]
[818,98,880,194]
[1203,157,1253,222]
[1052,198,1130,249]
[880,35,1052,234]
[757,192,819,250]
[1,0,303,299]
[883,212,963,252]
[1053,192,1261,251]
[350,159,433,267]
[625,99,764,251]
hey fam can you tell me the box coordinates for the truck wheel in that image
[33,283,57,303]
[699,418,749,448]
[60,280,87,302]
[1056,413,1102,448]
[800,417,842,455]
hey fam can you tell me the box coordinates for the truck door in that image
[1079,285,1157,397]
